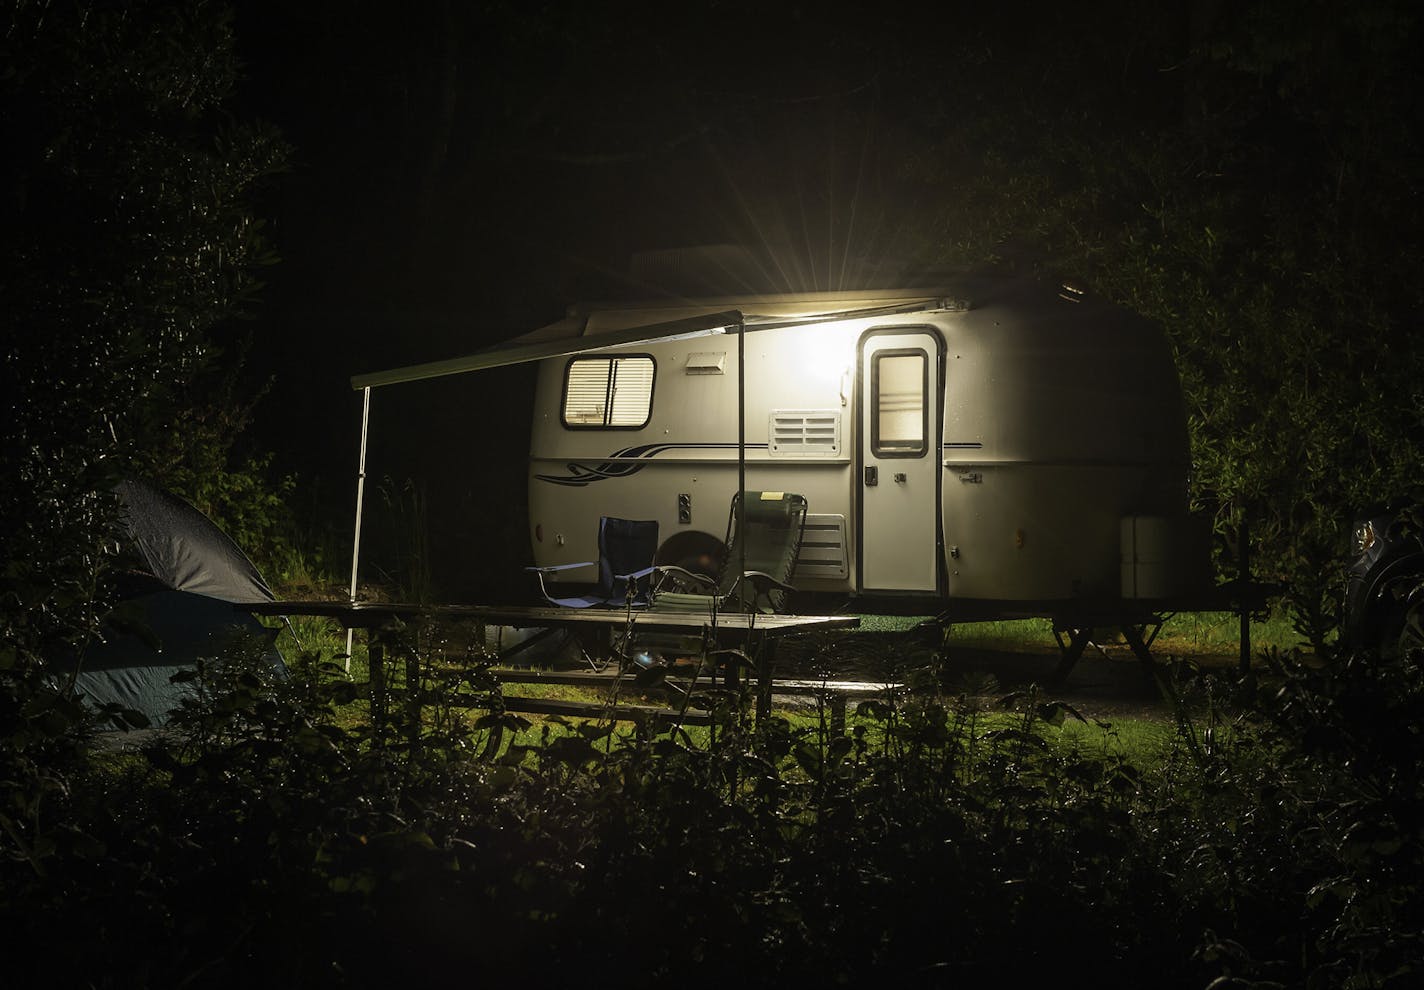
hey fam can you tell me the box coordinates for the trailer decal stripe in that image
[534,442,770,487]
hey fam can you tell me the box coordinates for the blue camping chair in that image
[527,516,660,609]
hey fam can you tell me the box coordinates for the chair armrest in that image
[526,561,595,602]
[653,564,718,593]
[611,564,660,605]
[739,569,797,594]
[525,561,595,575]
[614,565,657,582]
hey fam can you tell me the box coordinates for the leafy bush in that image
[1243,648,1424,986]
[0,4,292,954]
[12,624,1417,988]
[8,606,1424,988]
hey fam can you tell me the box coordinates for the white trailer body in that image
[522,277,1203,612]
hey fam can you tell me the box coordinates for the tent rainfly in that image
[58,479,286,727]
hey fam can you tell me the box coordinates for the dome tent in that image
[61,479,287,728]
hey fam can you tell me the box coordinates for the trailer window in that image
[562,356,655,428]
[871,350,927,456]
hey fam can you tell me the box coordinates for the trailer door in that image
[858,329,941,592]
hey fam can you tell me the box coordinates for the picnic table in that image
[245,600,861,730]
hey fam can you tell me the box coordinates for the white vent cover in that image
[685,351,726,375]
[769,409,840,456]
[796,514,848,580]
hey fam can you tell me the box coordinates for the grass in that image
[280,648,1184,771]
[234,620,1182,769]
[830,609,1305,658]
[1151,609,1306,655]
[942,612,1301,655]
[850,613,936,634]
[1054,711,1180,755]
[257,569,1273,770]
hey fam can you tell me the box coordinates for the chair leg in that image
[582,647,609,673]
[567,626,612,672]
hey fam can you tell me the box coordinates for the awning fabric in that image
[350,310,744,390]
[348,291,951,390]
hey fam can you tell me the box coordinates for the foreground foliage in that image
[2,627,1420,988]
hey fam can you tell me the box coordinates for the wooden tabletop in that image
[244,599,860,637]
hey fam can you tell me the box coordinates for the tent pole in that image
[346,386,372,671]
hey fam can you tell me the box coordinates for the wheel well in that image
[655,530,725,580]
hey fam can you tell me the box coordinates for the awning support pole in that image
[346,386,372,671]
[737,316,747,610]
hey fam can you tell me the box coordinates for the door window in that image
[871,350,927,457]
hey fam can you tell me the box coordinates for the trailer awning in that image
[348,293,956,390]
[350,310,745,390]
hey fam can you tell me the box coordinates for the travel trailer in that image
[511,276,1210,616]
[351,274,1213,622]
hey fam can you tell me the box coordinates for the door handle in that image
[864,466,878,487]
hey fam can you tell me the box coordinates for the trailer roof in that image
[349,290,956,390]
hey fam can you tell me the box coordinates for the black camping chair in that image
[527,516,660,609]
[652,491,808,615]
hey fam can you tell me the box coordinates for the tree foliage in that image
[0,0,288,659]
[900,0,1424,637]
[0,0,287,878]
